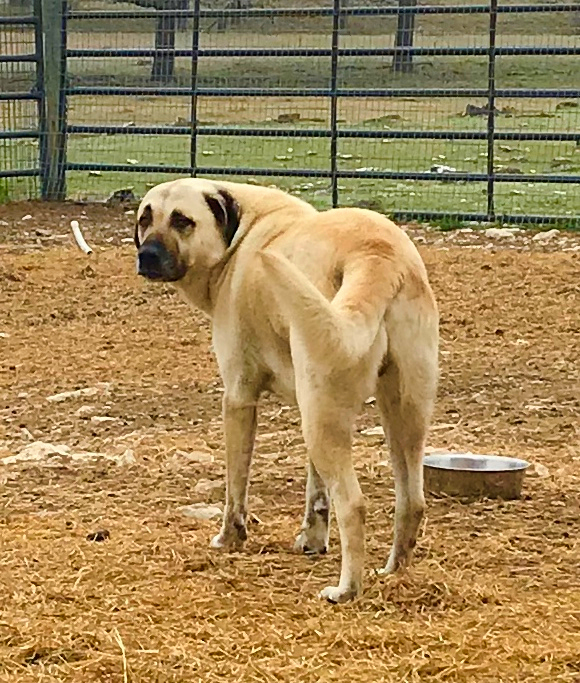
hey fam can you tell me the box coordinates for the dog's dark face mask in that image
[134,186,240,283]
[135,204,188,282]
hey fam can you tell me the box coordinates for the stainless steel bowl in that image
[423,452,530,500]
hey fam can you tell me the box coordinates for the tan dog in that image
[134,177,438,603]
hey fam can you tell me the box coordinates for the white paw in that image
[210,533,227,549]
[319,585,359,604]
[209,532,244,551]
[375,558,396,576]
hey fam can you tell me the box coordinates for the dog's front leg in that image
[210,394,257,551]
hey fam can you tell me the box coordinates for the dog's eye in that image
[170,211,195,232]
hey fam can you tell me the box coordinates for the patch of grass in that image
[0,183,10,204]
[46,125,577,223]
[57,54,580,92]
[427,216,469,231]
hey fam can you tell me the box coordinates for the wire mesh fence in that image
[1,0,579,225]
[0,0,42,201]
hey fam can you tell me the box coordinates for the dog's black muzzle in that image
[137,239,185,282]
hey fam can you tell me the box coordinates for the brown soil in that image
[0,201,579,682]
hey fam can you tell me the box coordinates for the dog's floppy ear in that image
[135,203,152,249]
[204,189,240,247]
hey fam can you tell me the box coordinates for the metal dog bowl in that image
[423,452,530,500]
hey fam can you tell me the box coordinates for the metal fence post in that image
[33,0,47,198]
[486,0,498,222]
[40,0,67,200]
[190,0,201,176]
[393,0,417,74]
[330,0,340,208]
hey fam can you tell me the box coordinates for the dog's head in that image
[134,179,241,282]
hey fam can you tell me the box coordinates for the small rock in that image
[0,332,9,339]
[21,214,33,221]
[465,104,496,116]
[360,426,384,437]
[1,440,135,467]
[531,462,550,478]
[277,112,300,123]
[75,405,95,418]
[193,479,223,494]
[2,441,70,464]
[431,164,457,174]
[86,529,110,542]
[364,396,376,405]
[47,383,111,403]
[105,188,136,206]
[114,449,136,466]
[174,450,214,464]
[532,229,560,242]
[484,227,516,239]
[90,416,118,424]
[179,503,223,520]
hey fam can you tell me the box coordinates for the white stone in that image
[46,383,111,402]
[193,479,223,494]
[531,462,550,478]
[1,441,70,464]
[1,441,136,467]
[75,405,95,417]
[174,450,214,464]
[179,503,223,520]
[532,229,560,242]
[484,227,516,239]
[360,426,384,437]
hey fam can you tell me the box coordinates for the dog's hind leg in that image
[210,392,257,551]
[375,306,438,573]
[295,365,366,602]
[294,459,330,556]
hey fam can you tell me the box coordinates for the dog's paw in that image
[319,584,359,604]
[294,530,327,556]
[377,545,412,575]
[210,530,245,552]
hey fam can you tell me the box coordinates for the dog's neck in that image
[174,262,215,316]
[175,184,316,316]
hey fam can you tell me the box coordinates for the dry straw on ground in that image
[0,203,578,682]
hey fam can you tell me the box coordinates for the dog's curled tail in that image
[258,249,400,367]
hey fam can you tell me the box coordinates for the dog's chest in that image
[212,312,297,404]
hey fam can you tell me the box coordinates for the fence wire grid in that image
[1,0,579,225]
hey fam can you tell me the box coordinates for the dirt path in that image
[0,201,579,682]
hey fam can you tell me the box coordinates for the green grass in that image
[2,24,579,222]
[3,102,578,222]
[58,54,580,92]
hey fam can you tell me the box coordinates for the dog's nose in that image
[138,241,164,278]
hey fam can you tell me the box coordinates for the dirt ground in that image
[0,201,579,682]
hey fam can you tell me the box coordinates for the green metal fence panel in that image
[1,0,579,225]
